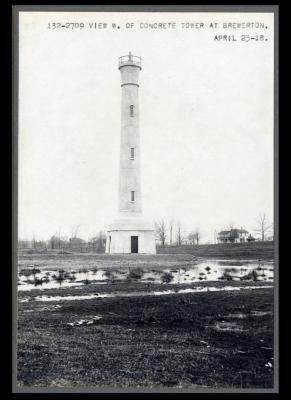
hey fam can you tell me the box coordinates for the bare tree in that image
[57,227,62,249]
[176,222,182,246]
[69,225,80,249]
[70,225,80,243]
[32,233,36,249]
[188,228,201,245]
[71,224,80,239]
[97,230,107,252]
[188,231,196,246]
[169,219,174,246]
[155,219,167,248]
[50,235,57,249]
[254,213,273,241]
[194,228,201,245]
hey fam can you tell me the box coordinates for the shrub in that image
[32,268,41,275]
[19,269,34,277]
[19,268,41,277]
[240,275,251,281]
[34,277,43,286]
[103,270,112,278]
[53,269,65,282]
[241,269,259,281]
[221,271,233,281]
[161,272,174,284]
[252,269,259,281]
[127,268,144,280]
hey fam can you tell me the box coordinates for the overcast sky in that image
[18,12,274,242]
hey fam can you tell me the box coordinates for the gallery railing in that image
[118,53,142,67]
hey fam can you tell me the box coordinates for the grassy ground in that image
[17,249,274,389]
[17,252,199,271]
[17,280,274,389]
[18,241,274,272]
[157,241,274,260]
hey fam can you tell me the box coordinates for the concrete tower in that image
[105,53,156,254]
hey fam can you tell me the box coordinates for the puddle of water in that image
[18,281,82,291]
[226,313,247,319]
[18,259,274,292]
[67,315,102,327]
[250,310,271,317]
[38,304,62,312]
[29,294,100,302]
[20,285,273,303]
[214,321,244,332]
[153,285,272,295]
[23,304,63,313]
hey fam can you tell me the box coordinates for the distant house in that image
[217,229,249,243]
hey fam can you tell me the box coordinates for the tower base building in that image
[105,218,156,254]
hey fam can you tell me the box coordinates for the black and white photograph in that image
[13,5,278,393]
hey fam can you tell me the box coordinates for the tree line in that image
[155,219,201,248]
[18,230,107,253]
[155,213,273,248]
[18,213,273,251]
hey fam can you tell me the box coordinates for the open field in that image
[18,252,198,271]
[17,281,274,389]
[16,249,274,389]
[157,241,274,260]
[17,241,274,272]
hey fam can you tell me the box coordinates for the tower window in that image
[130,148,135,160]
[130,105,134,117]
[131,191,135,202]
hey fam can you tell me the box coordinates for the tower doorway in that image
[131,236,138,253]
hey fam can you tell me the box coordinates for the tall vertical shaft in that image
[105,53,156,254]
[118,53,142,218]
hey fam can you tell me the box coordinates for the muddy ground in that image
[17,280,274,389]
